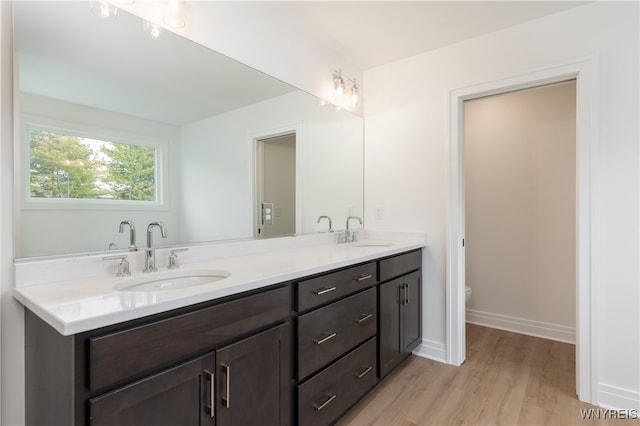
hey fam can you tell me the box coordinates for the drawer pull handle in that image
[355,366,373,379]
[313,286,337,295]
[356,274,373,281]
[313,393,337,411]
[221,363,230,408]
[314,332,337,345]
[204,369,215,417]
[355,313,373,323]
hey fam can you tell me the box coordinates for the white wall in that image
[0,2,10,423]
[0,2,18,424]
[179,90,363,242]
[364,1,638,409]
[464,82,576,342]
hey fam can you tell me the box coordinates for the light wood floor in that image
[337,324,640,426]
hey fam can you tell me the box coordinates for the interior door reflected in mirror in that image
[256,134,297,238]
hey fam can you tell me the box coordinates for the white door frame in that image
[445,56,598,404]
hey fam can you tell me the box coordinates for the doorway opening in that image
[463,81,577,394]
[255,133,297,238]
[446,56,596,405]
[463,81,577,340]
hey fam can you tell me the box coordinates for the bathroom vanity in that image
[17,241,423,426]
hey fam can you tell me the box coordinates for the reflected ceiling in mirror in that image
[13,1,364,258]
[15,1,296,125]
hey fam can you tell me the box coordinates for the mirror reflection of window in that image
[27,126,157,202]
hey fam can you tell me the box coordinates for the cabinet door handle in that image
[314,332,337,345]
[355,366,373,379]
[355,313,373,324]
[204,369,215,417]
[312,286,337,295]
[313,393,337,411]
[356,274,373,282]
[221,363,230,408]
[399,283,409,305]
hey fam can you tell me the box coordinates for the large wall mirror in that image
[13,1,364,258]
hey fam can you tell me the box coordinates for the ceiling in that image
[267,1,590,70]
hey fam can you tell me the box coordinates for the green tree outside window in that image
[28,128,156,202]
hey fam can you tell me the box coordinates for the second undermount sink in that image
[113,269,231,292]
[350,242,394,248]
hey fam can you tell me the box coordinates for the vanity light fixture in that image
[90,0,118,20]
[330,70,360,110]
[163,0,186,28]
[142,20,162,40]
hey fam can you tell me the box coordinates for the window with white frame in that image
[23,120,167,209]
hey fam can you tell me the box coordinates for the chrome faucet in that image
[317,215,333,232]
[119,220,137,251]
[143,222,167,272]
[344,216,363,243]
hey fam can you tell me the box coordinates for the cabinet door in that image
[88,353,215,426]
[378,277,404,378]
[216,323,291,426]
[402,270,422,353]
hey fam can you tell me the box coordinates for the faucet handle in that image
[167,248,189,269]
[103,255,131,277]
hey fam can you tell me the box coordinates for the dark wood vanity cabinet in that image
[89,324,291,426]
[24,248,423,426]
[378,251,422,378]
[88,352,216,426]
[214,323,291,426]
[297,338,377,426]
[294,262,379,426]
[25,285,292,426]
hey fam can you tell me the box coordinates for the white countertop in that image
[13,238,425,336]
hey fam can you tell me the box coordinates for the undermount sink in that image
[113,269,231,292]
[350,242,394,248]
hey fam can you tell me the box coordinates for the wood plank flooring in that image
[337,324,640,425]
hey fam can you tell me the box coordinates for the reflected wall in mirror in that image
[13,1,364,258]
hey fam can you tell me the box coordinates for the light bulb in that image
[335,77,345,97]
[143,21,162,40]
[163,0,185,28]
[350,83,359,108]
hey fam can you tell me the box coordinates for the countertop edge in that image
[14,242,426,336]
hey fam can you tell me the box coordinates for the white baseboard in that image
[412,338,446,363]
[466,309,576,344]
[599,383,640,411]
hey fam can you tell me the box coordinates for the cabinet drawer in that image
[296,262,377,312]
[298,338,377,426]
[379,250,421,282]
[297,288,376,379]
[88,285,290,391]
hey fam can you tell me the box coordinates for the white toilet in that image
[465,286,472,303]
